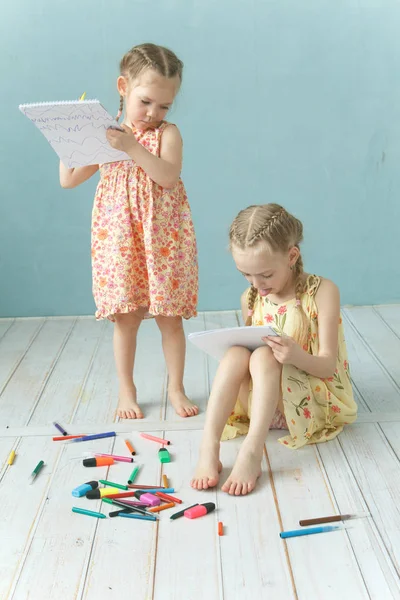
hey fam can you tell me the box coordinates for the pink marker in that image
[140,433,171,445]
[95,453,133,463]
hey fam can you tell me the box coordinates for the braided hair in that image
[116,43,183,120]
[230,204,309,347]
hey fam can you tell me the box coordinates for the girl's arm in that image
[59,162,99,189]
[265,278,340,379]
[106,124,182,189]
[290,278,339,378]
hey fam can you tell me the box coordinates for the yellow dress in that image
[222,275,358,449]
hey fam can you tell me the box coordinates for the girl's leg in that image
[114,310,146,419]
[155,315,199,417]
[221,345,282,495]
[191,346,252,490]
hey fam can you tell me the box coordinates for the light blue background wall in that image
[1,0,400,317]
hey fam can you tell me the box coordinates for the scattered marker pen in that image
[83,457,114,467]
[134,491,161,507]
[72,507,105,519]
[280,525,341,539]
[29,460,44,484]
[99,479,128,491]
[72,432,116,443]
[7,450,16,465]
[170,503,199,520]
[125,440,136,455]
[53,422,68,436]
[128,466,139,484]
[158,448,171,463]
[72,481,98,498]
[140,433,171,445]
[184,502,215,519]
[95,453,133,463]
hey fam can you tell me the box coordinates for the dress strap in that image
[305,274,321,297]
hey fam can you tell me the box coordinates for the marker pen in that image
[184,503,215,519]
[83,457,114,467]
[72,481,99,498]
[134,491,161,507]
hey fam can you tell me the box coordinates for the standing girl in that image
[191,203,357,495]
[60,43,198,419]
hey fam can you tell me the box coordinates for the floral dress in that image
[222,275,358,449]
[91,121,198,321]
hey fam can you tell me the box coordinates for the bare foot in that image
[169,389,199,418]
[117,385,144,419]
[191,442,222,490]
[221,443,262,496]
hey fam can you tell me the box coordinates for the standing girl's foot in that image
[117,384,144,419]
[169,388,199,417]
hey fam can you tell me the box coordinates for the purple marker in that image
[53,422,68,436]
[71,432,116,443]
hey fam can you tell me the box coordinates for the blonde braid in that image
[116,95,124,121]
[245,285,258,326]
[291,253,309,348]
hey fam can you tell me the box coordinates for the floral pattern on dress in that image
[91,122,198,321]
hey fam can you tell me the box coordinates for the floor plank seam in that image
[372,306,400,342]
[343,311,400,396]
[0,318,46,399]
[335,434,400,581]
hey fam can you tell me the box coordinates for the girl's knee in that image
[249,345,281,374]
[114,310,144,329]
[155,315,183,333]
[222,346,251,369]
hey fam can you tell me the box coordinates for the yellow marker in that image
[79,92,86,101]
[8,450,16,465]
[162,474,168,488]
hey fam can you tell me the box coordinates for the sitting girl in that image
[191,203,357,495]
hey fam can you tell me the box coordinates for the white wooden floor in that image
[1,307,400,599]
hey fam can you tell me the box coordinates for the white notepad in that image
[188,326,278,361]
[19,99,131,168]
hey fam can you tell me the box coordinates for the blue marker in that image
[280,525,341,539]
[118,513,157,522]
[71,432,116,443]
[132,488,175,494]
[72,481,98,498]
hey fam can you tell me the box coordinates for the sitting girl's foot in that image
[117,385,144,419]
[169,389,199,418]
[191,442,222,490]
[221,442,262,495]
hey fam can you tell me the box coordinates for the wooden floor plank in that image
[318,437,400,599]
[28,318,105,428]
[0,319,44,396]
[342,311,400,413]
[153,430,222,600]
[217,437,296,599]
[375,305,400,338]
[339,423,400,578]
[0,319,75,427]
[0,436,62,599]
[81,434,161,599]
[266,431,369,599]
[344,306,400,392]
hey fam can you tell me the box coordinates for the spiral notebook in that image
[19,99,131,168]
[188,326,278,361]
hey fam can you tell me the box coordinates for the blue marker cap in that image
[72,481,98,498]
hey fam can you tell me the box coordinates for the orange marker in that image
[148,502,175,513]
[218,522,224,536]
[125,440,136,455]
[162,474,168,488]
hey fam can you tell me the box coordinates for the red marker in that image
[155,491,182,504]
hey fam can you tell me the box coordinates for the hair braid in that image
[245,285,258,326]
[292,253,309,348]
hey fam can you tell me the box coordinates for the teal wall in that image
[1,0,400,317]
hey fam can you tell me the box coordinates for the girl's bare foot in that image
[169,389,199,418]
[221,442,263,495]
[191,442,222,490]
[117,384,144,419]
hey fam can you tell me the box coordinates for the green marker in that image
[99,479,128,491]
[72,507,106,519]
[158,448,171,463]
[29,460,44,484]
[128,466,139,484]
